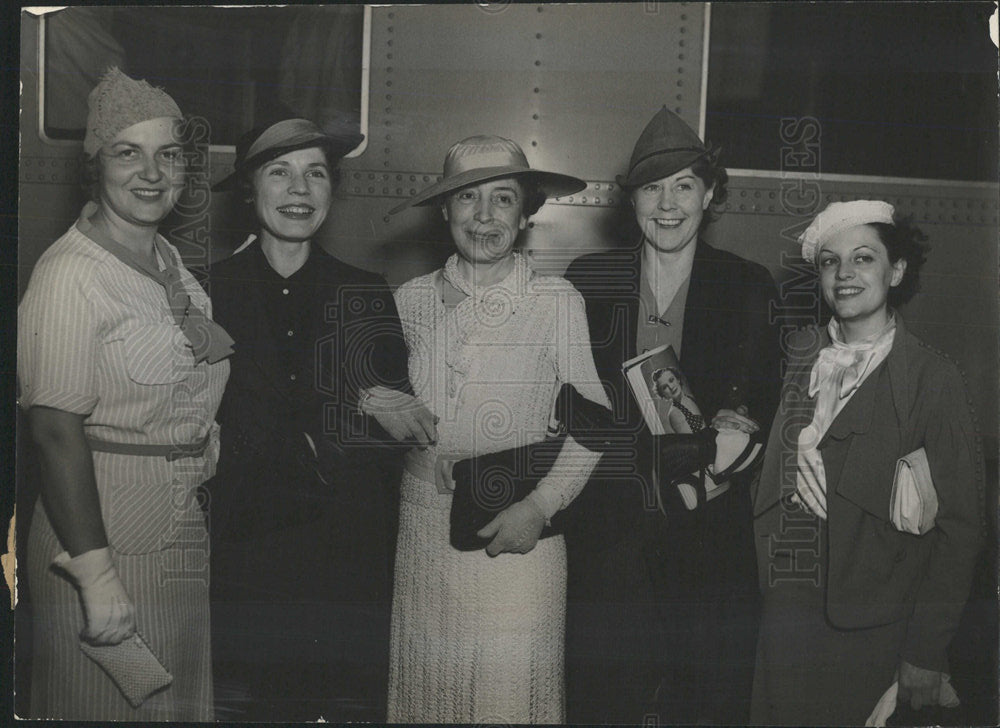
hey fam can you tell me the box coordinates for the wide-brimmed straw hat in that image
[213,118,363,191]
[388,135,586,214]
[616,106,719,189]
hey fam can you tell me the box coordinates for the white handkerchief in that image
[890,448,937,535]
[865,673,960,726]
[709,429,763,483]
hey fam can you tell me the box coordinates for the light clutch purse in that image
[890,447,938,535]
[79,632,173,708]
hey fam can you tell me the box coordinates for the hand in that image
[362,386,438,447]
[54,547,136,646]
[436,456,457,493]
[710,406,760,435]
[476,497,547,556]
[897,660,943,711]
[795,426,828,520]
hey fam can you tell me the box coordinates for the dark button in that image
[894,550,906,563]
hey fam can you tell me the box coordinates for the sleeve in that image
[17,252,101,414]
[325,274,415,447]
[360,276,413,397]
[901,364,986,672]
[528,286,612,519]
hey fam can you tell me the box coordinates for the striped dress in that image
[387,255,608,724]
[18,215,229,720]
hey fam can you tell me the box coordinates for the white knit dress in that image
[387,254,608,724]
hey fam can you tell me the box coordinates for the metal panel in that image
[355,3,703,180]
[328,1,707,297]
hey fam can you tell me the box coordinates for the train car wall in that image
[18,5,998,452]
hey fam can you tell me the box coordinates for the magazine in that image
[622,345,762,509]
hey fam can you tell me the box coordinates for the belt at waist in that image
[404,448,439,482]
[86,431,211,461]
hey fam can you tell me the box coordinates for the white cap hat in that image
[799,200,896,263]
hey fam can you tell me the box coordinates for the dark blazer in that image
[562,239,781,724]
[564,239,782,540]
[753,317,986,673]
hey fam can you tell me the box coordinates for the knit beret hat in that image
[83,67,182,156]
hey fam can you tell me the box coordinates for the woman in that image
[386,135,609,723]
[562,106,782,724]
[750,200,985,725]
[651,366,703,433]
[208,118,431,722]
[18,68,232,720]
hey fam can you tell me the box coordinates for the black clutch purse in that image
[449,437,566,551]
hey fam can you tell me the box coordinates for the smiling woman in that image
[206,118,427,722]
[252,147,333,247]
[94,118,187,232]
[18,68,232,721]
[384,136,608,724]
[562,106,781,724]
[751,200,985,725]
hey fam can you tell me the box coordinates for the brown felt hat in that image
[213,118,363,192]
[617,106,718,189]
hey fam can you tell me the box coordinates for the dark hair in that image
[689,153,729,229]
[652,366,685,400]
[439,175,547,218]
[868,216,929,307]
[517,176,548,217]
[237,145,344,205]
[619,151,730,245]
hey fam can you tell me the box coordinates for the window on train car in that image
[42,6,365,150]
[706,2,998,182]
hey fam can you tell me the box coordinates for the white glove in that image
[477,496,547,557]
[53,547,136,646]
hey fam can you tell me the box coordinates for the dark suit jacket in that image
[562,239,782,724]
[564,240,782,549]
[753,317,986,673]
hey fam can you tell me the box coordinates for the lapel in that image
[823,315,912,519]
[680,242,719,364]
[579,250,642,421]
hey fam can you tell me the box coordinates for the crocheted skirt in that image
[387,468,566,724]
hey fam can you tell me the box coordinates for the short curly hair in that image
[515,176,548,218]
[868,216,929,307]
[689,152,729,230]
